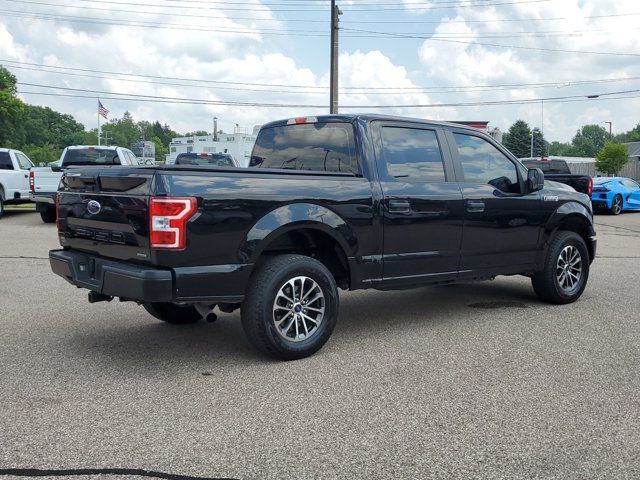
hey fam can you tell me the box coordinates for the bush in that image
[596,143,628,176]
[22,144,63,165]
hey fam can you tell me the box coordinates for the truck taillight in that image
[29,171,35,192]
[586,177,593,196]
[55,192,60,229]
[149,197,197,250]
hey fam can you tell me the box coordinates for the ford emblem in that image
[87,200,102,215]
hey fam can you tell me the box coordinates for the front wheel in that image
[609,194,623,215]
[142,302,201,324]
[241,254,339,360]
[532,231,590,304]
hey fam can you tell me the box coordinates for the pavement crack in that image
[0,468,238,480]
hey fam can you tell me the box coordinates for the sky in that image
[1,0,640,142]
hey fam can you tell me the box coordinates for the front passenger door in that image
[448,130,546,275]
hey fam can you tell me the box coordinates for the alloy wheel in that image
[556,245,583,293]
[272,276,325,343]
[612,196,622,215]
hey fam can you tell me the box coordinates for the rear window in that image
[250,122,358,175]
[62,148,120,166]
[0,152,12,170]
[593,177,613,185]
[522,160,570,174]
[175,153,235,167]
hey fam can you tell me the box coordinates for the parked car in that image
[49,115,596,360]
[591,177,640,215]
[30,145,144,223]
[520,157,593,196]
[174,152,238,167]
[0,148,35,218]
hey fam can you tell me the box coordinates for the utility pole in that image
[330,1,342,114]
[603,121,612,140]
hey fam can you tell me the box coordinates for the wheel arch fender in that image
[541,201,595,263]
[239,203,356,265]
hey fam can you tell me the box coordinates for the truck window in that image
[62,148,120,166]
[0,152,13,170]
[16,153,34,170]
[250,123,358,175]
[454,133,520,193]
[381,127,445,181]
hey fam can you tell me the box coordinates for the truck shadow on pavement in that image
[63,279,538,370]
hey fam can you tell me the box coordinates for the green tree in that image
[531,127,548,157]
[23,105,86,148]
[571,124,607,157]
[0,66,26,146]
[101,111,141,147]
[502,120,532,158]
[22,144,63,165]
[149,136,167,162]
[614,123,640,143]
[596,143,628,175]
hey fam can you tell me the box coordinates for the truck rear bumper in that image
[31,192,56,205]
[50,249,249,303]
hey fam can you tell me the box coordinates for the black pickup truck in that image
[50,115,596,360]
[521,157,593,196]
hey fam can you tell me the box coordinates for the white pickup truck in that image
[30,145,143,223]
[0,148,35,218]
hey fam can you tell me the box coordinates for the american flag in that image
[98,101,109,119]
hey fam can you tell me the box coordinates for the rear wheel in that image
[241,254,339,360]
[143,302,201,324]
[40,207,56,223]
[532,231,589,304]
[0,196,4,219]
[609,194,623,215]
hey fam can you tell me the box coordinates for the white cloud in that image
[416,0,640,140]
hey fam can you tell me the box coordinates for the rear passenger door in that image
[446,129,545,274]
[372,122,464,286]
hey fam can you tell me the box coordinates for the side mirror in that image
[527,168,544,192]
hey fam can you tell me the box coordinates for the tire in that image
[532,231,590,304]
[241,254,339,360]
[0,196,4,219]
[142,302,201,324]
[609,194,623,215]
[40,207,56,223]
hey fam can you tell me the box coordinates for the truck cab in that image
[0,148,35,218]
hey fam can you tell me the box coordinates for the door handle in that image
[466,200,485,213]
[388,199,411,214]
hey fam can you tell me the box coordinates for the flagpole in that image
[97,97,101,146]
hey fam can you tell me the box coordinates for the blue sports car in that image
[591,177,640,215]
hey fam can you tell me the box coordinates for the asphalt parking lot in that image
[0,208,638,480]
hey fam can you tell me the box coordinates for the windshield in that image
[593,177,614,185]
[62,148,120,166]
[250,122,359,175]
[522,159,570,174]
[175,153,235,167]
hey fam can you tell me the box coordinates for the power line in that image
[17,81,640,108]
[5,59,640,93]
[342,27,640,57]
[3,9,636,42]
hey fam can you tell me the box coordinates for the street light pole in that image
[329,1,342,114]
[530,131,534,157]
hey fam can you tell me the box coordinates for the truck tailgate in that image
[57,168,155,264]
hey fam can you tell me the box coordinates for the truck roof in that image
[260,114,485,132]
